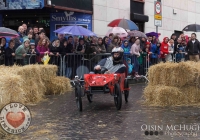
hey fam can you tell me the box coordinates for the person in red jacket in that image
[160,37,169,62]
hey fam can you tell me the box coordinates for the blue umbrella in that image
[54,25,96,36]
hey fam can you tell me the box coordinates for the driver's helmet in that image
[111,47,124,61]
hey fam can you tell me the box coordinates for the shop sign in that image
[50,12,92,40]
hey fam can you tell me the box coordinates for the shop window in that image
[131,1,144,14]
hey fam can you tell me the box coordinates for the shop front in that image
[0,0,49,34]
[50,11,92,40]
[0,0,93,39]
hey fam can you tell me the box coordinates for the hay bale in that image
[143,61,200,106]
[148,61,200,87]
[0,75,25,108]
[45,77,72,95]
[0,65,70,109]
[143,85,200,106]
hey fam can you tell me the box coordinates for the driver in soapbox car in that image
[94,47,126,74]
[74,47,130,112]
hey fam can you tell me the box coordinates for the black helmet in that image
[111,47,124,61]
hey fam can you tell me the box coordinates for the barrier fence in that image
[0,52,191,79]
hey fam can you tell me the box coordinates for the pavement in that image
[3,83,200,140]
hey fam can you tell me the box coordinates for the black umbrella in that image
[0,27,19,37]
[182,24,200,32]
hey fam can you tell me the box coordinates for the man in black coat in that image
[185,33,200,62]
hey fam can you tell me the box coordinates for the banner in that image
[50,12,92,40]
[0,0,44,10]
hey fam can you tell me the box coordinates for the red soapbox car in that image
[74,72,130,111]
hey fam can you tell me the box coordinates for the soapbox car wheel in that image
[75,85,82,111]
[114,83,122,110]
[87,94,93,103]
[124,79,129,103]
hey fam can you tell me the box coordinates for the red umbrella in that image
[108,19,138,30]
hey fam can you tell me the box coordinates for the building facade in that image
[93,0,131,37]
[145,0,200,39]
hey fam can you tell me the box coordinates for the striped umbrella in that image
[0,27,19,37]
[108,19,139,30]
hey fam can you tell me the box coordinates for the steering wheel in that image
[100,66,108,74]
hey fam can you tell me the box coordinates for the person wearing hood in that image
[0,37,6,65]
[121,40,130,61]
[27,42,40,64]
[15,38,30,65]
[107,36,119,53]
[160,37,169,62]
[130,38,140,77]
[127,58,134,75]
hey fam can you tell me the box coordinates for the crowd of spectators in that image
[0,23,199,78]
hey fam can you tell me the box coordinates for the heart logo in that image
[6,112,25,128]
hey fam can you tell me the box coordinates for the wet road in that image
[5,83,200,140]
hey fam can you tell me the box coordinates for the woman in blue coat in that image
[121,40,131,61]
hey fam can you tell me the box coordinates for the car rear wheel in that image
[75,85,82,111]
[124,79,129,103]
[87,94,93,103]
[114,83,122,110]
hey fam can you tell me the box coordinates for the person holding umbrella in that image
[185,33,200,62]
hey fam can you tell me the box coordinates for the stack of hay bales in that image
[144,61,200,106]
[0,65,71,109]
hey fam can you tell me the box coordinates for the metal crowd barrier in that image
[24,54,63,76]
[48,54,63,76]
[25,54,37,65]
[62,53,153,82]
[174,52,188,62]
[63,54,91,79]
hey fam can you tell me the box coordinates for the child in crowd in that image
[27,32,35,43]
[176,40,186,62]
[27,42,40,64]
[36,38,49,64]
[5,39,15,66]
[127,58,134,75]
